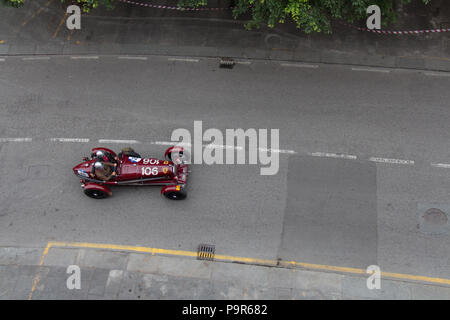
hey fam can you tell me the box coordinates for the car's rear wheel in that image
[163,190,187,200]
[84,188,109,199]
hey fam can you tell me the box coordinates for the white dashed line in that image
[369,157,414,165]
[154,142,294,153]
[70,56,99,60]
[22,57,50,61]
[49,138,90,143]
[168,58,199,63]
[0,58,5,62]
[431,163,450,169]
[280,63,319,68]
[204,144,243,150]
[259,148,297,154]
[0,138,32,142]
[424,72,450,77]
[153,141,192,147]
[309,152,357,160]
[351,67,390,73]
[235,61,252,65]
[98,139,141,144]
[118,56,148,61]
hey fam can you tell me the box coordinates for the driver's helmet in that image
[93,161,104,170]
[95,150,105,159]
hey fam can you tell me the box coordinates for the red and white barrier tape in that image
[119,0,234,11]
[119,1,450,34]
[338,21,450,35]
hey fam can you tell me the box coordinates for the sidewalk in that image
[1,245,450,300]
[0,0,449,71]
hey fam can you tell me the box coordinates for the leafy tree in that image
[3,0,432,33]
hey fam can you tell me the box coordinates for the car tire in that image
[164,190,187,200]
[84,188,109,199]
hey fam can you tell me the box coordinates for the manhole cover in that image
[197,244,215,261]
[418,208,449,235]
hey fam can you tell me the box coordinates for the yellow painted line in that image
[48,241,198,258]
[28,242,52,300]
[33,241,450,290]
[0,40,4,44]
[52,13,68,39]
[21,0,55,27]
[22,7,44,26]
[66,29,75,41]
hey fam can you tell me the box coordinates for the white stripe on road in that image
[259,148,297,154]
[309,152,357,160]
[0,138,32,142]
[49,138,90,143]
[235,61,252,65]
[98,139,141,144]
[153,141,192,147]
[204,144,243,150]
[0,58,6,62]
[431,163,450,169]
[369,157,414,165]
[280,63,319,68]
[22,57,50,61]
[351,67,390,73]
[424,72,450,77]
[118,56,148,61]
[154,141,293,153]
[168,58,199,63]
[70,56,99,60]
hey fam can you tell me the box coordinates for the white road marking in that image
[98,139,141,144]
[259,148,297,154]
[0,58,5,62]
[22,57,50,61]
[280,63,319,68]
[153,141,192,147]
[118,56,148,61]
[204,144,244,150]
[154,141,294,153]
[431,163,450,169]
[309,152,357,160]
[351,67,390,73]
[70,56,99,60]
[168,58,199,63]
[49,138,89,143]
[424,72,450,77]
[0,137,32,142]
[369,157,414,165]
[235,61,252,65]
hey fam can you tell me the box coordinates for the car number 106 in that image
[142,167,158,176]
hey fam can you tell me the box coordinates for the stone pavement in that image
[0,0,449,71]
[1,246,450,300]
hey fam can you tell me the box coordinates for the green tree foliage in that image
[3,0,432,33]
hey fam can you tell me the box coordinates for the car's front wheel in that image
[84,188,109,199]
[163,190,187,200]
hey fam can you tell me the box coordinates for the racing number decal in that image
[142,167,159,176]
[143,159,159,165]
[141,159,160,176]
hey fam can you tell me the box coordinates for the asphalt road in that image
[0,56,449,281]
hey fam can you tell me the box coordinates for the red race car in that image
[73,146,189,200]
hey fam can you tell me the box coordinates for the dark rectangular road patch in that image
[278,156,377,268]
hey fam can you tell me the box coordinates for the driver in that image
[93,150,118,164]
[90,161,117,181]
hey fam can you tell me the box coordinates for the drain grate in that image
[219,57,235,69]
[197,244,215,261]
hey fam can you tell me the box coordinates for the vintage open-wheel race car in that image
[72,146,189,200]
